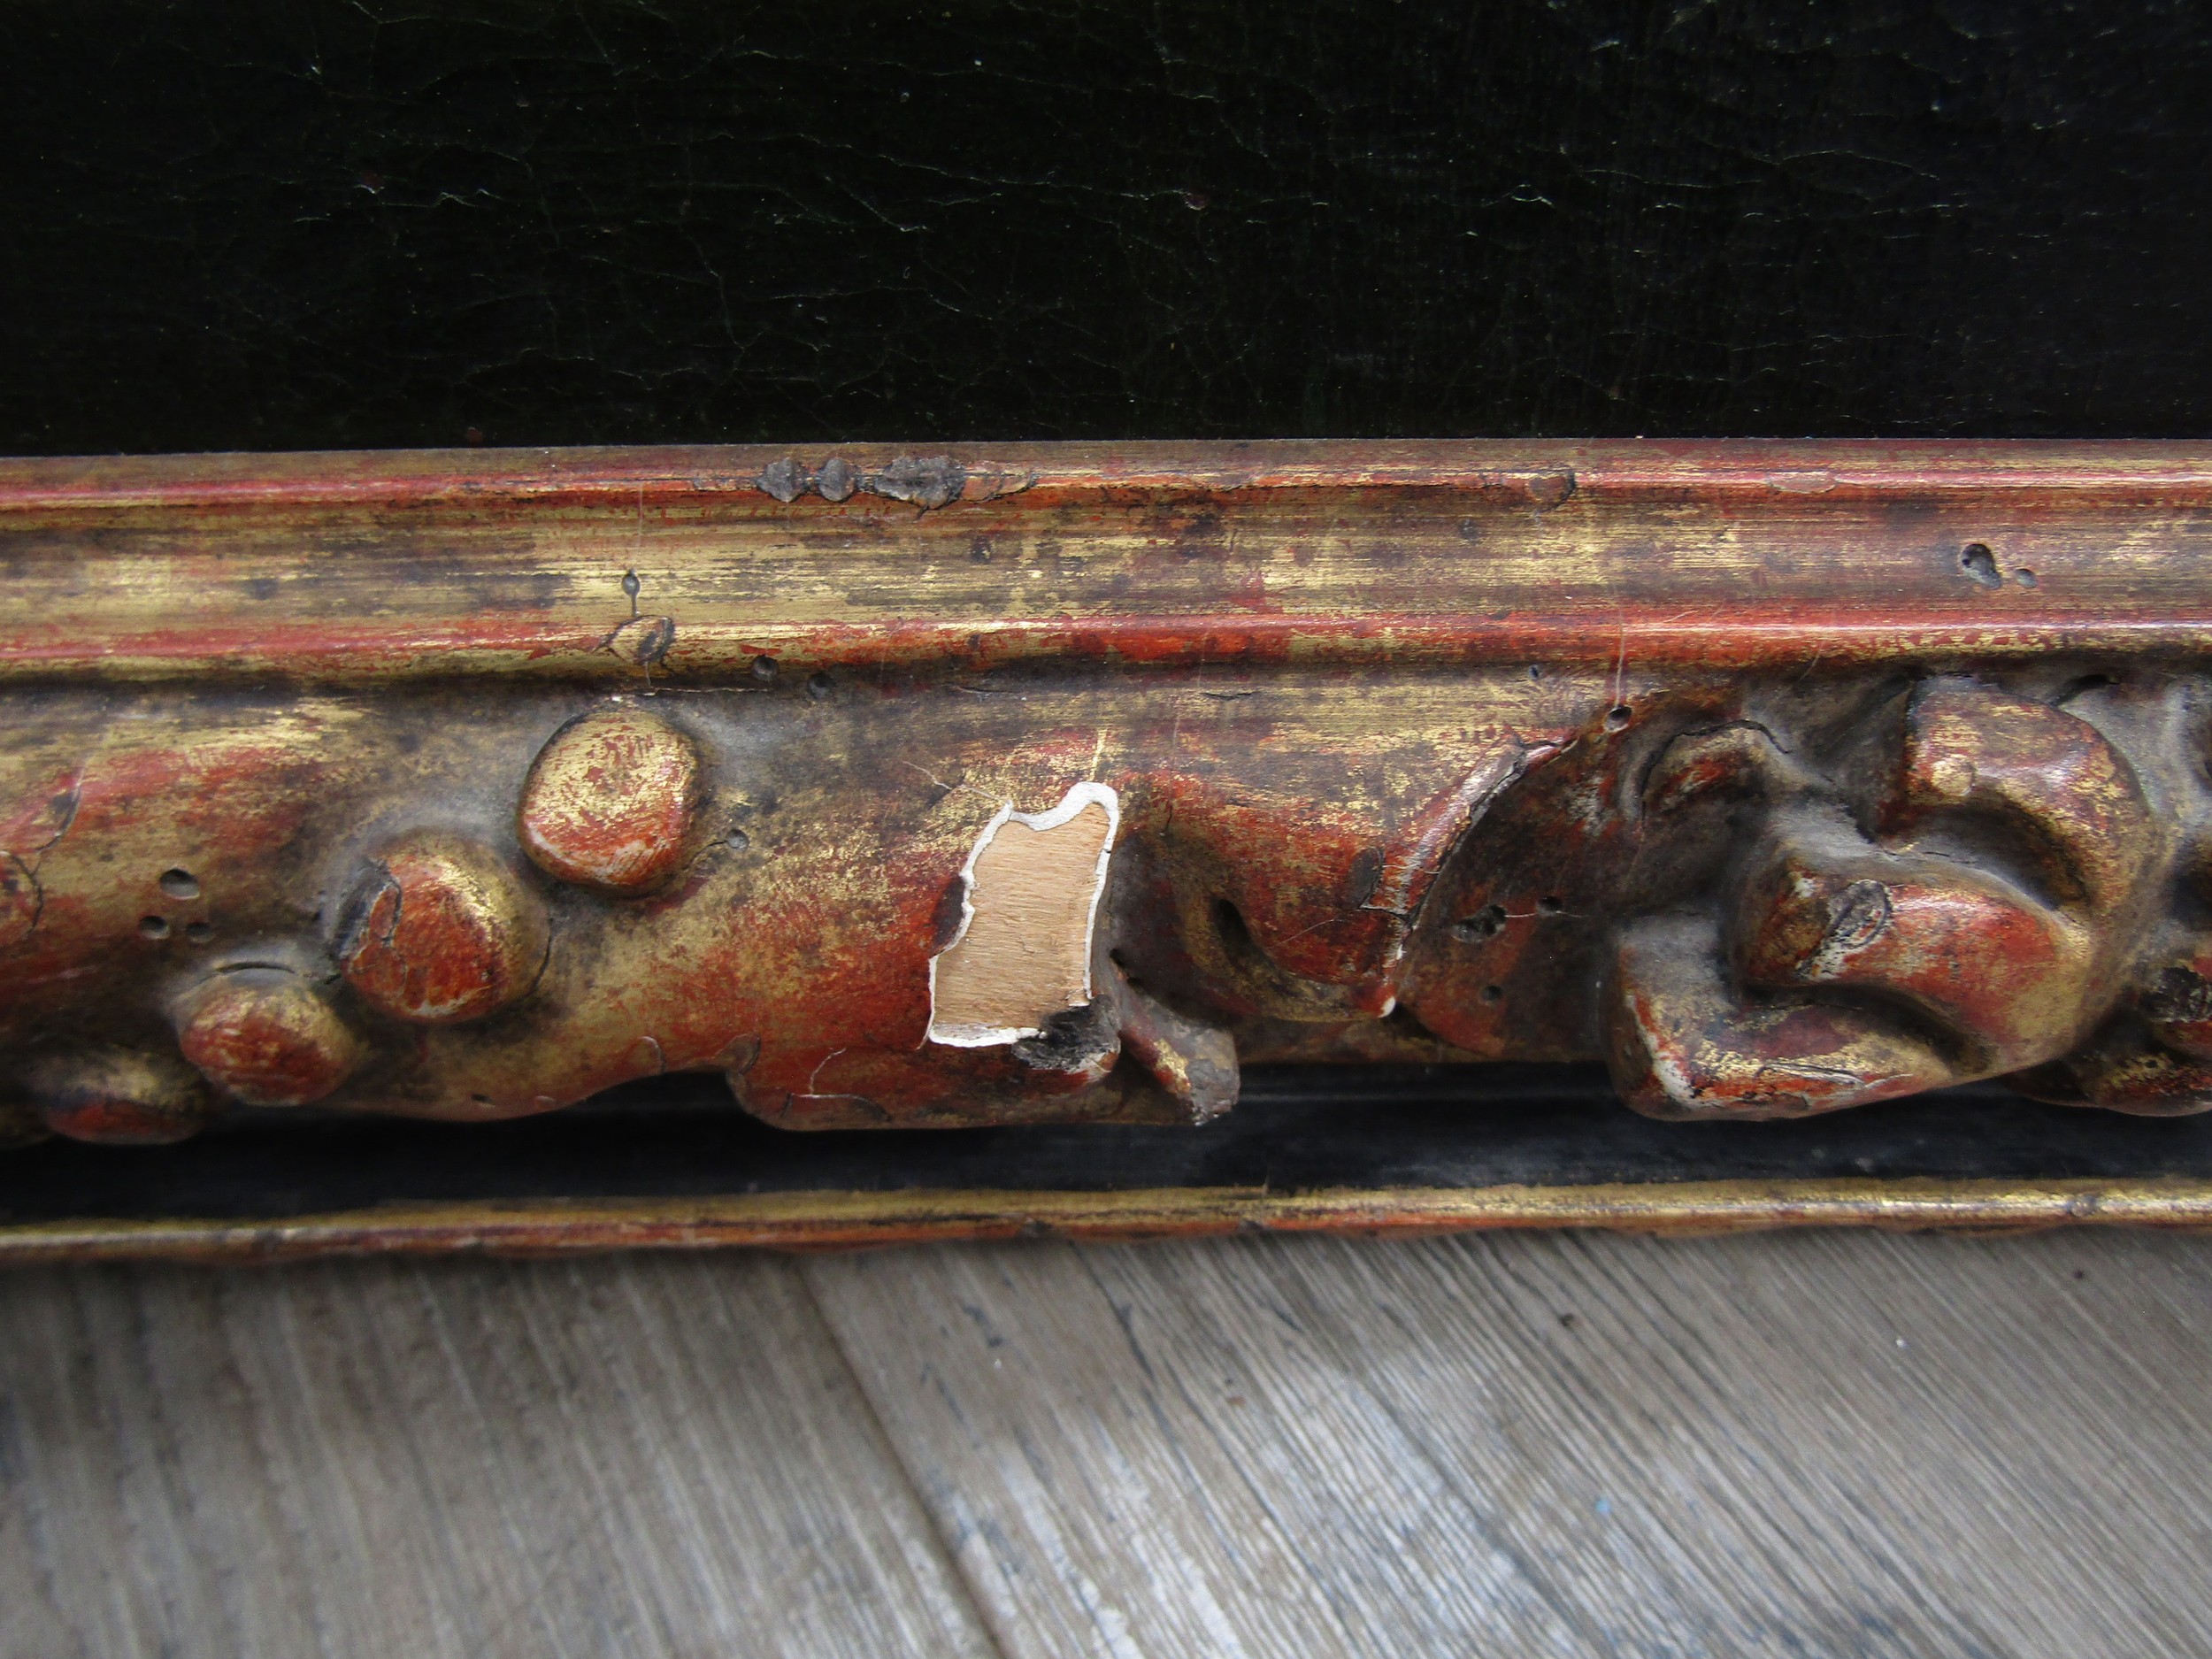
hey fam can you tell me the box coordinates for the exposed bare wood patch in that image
[928,784,1119,1047]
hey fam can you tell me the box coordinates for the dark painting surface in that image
[3,0,2208,454]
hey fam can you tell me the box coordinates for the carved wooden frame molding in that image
[8,438,2212,1254]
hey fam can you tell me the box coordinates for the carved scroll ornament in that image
[4,440,2212,1151]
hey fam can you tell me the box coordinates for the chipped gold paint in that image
[7,439,2212,1179]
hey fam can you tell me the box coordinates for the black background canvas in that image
[3,0,2207,454]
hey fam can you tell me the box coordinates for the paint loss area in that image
[929,784,1118,1047]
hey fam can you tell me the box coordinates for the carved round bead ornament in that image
[178,970,362,1106]
[339,831,549,1024]
[518,706,702,894]
[29,1048,210,1145]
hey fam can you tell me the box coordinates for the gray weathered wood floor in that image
[4,1228,2210,1657]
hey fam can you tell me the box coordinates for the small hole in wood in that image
[1958,542,2001,587]
[1604,706,1632,732]
[807,672,834,701]
[726,829,750,852]
[1214,897,1254,950]
[2016,568,2038,588]
[185,921,213,943]
[138,915,170,940]
[1480,984,1503,1003]
[750,655,779,683]
[1451,903,1508,943]
[1539,895,1564,914]
[159,868,199,900]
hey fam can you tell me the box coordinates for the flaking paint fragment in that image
[927,782,1119,1047]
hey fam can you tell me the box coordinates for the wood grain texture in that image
[804,1231,2212,1659]
[931,791,1117,1046]
[4,1233,2212,1657]
[0,1256,995,1659]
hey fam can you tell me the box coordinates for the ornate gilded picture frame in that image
[7,439,2212,1256]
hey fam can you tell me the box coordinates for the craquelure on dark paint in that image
[3,1,2210,453]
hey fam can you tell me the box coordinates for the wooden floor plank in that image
[803,1243,1602,1657]
[1214,1227,2212,1657]
[805,1229,2212,1659]
[0,1256,997,1659]
[8,1231,2212,1659]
